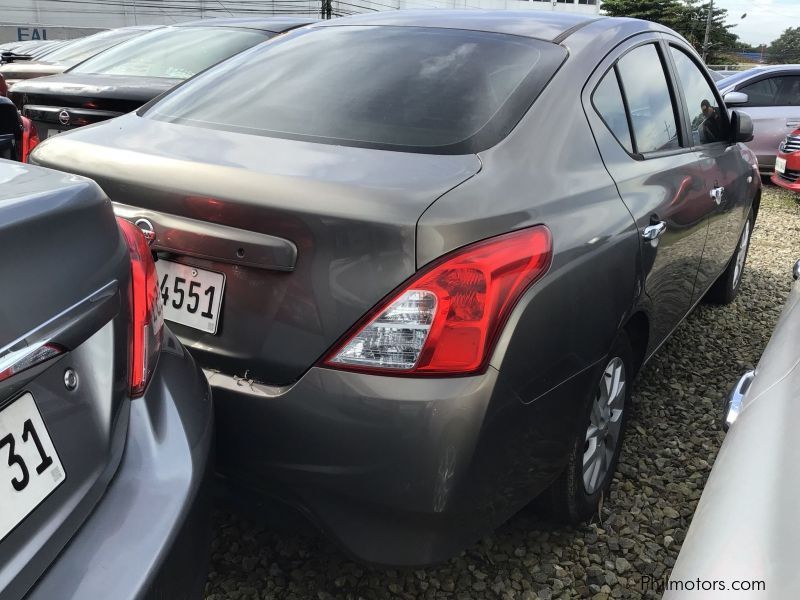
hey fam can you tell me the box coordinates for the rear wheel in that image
[705,210,753,305]
[548,332,633,523]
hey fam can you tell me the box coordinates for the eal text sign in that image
[17,27,48,41]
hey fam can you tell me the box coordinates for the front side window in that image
[740,76,800,107]
[71,27,269,79]
[145,26,567,154]
[616,44,680,154]
[670,47,730,145]
[593,68,633,153]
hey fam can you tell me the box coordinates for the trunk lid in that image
[0,163,131,599]
[32,113,482,384]
[10,74,180,135]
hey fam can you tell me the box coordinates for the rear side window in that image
[616,44,680,154]
[740,75,800,107]
[145,26,567,154]
[593,69,633,153]
[71,27,269,79]
[670,47,730,145]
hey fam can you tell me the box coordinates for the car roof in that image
[717,64,800,90]
[311,9,601,42]
[175,16,318,33]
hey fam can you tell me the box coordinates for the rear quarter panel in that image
[416,19,643,509]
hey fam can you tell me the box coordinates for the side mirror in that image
[730,110,754,143]
[724,91,749,106]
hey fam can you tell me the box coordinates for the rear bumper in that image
[209,361,596,566]
[26,330,214,600]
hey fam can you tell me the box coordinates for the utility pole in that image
[701,0,714,62]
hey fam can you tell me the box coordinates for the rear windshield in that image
[71,26,269,79]
[40,29,148,66]
[145,26,566,154]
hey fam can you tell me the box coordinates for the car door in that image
[666,43,751,302]
[736,72,800,172]
[583,36,711,350]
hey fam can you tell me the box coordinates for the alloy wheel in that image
[732,220,751,289]
[582,357,626,495]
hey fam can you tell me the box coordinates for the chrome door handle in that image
[710,186,725,205]
[642,221,667,240]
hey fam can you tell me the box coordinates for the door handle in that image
[642,221,667,241]
[710,186,725,205]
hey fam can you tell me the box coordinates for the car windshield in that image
[71,26,270,79]
[39,28,149,66]
[145,26,566,154]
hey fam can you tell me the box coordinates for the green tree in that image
[768,27,800,63]
[601,0,740,64]
[601,0,687,32]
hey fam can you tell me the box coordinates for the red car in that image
[771,128,800,192]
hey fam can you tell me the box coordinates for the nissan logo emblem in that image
[134,218,156,246]
[58,109,70,126]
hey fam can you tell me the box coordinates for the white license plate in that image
[0,393,66,542]
[156,260,225,334]
[776,156,787,174]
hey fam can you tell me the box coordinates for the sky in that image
[716,0,800,46]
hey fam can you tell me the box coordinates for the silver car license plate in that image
[156,260,225,334]
[0,393,66,542]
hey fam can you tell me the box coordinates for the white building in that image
[1,0,599,42]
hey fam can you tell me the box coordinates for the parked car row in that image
[0,26,159,88]
[0,8,779,598]
[9,17,315,138]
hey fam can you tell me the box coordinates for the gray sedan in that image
[666,261,800,598]
[32,10,760,565]
[0,161,213,599]
[719,65,800,175]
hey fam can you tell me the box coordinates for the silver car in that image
[666,260,800,598]
[0,161,213,599]
[719,65,800,175]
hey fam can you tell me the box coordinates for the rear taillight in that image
[19,116,39,163]
[0,344,64,383]
[117,217,163,397]
[323,226,552,375]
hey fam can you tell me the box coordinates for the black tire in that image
[548,331,633,524]
[705,210,754,305]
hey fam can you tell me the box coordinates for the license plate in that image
[776,156,787,174]
[156,260,225,334]
[0,393,66,542]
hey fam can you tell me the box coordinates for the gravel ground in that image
[205,185,800,600]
